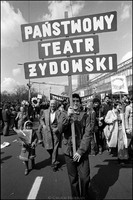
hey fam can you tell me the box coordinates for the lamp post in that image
[17,63,31,102]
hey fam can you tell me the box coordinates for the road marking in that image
[0,142,10,149]
[27,176,43,199]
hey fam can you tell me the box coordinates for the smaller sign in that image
[37,94,42,99]
[81,94,92,102]
[38,35,99,59]
[50,93,94,104]
[111,75,128,94]
[80,90,85,97]
[17,130,32,145]
[101,93,105,99]
[50,93,69,102]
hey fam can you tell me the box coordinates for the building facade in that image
[74,57,132,99]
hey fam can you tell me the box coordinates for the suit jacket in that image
[40,108,68,149]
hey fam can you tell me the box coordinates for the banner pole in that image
[119,92,122,101]
[119,92,124,113]
[65,11,76,155]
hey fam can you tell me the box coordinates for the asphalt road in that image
[1,122,132,200]
[1,133,71,200]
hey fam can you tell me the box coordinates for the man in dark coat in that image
[39,99,68,171]
[86,100,96,155]
[100,95,112,121]
[2,103,11,136]
[99,95,112,152]
[61,93,92,200]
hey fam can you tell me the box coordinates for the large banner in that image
[24,54,117,79]
[21,11,117,42]
[38,35,99,59]
[22,11,117,80]
[111,75,128,94]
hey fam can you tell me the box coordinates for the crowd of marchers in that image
[0,93,132,200]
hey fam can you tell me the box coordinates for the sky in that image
[1,1,132,98]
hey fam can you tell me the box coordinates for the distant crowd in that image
[0,94,132,158]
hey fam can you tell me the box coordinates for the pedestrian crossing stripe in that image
[27,176,43,199]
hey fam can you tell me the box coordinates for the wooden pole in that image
[65,11,76,155]
[119,92,124,113]
[119,92,122,101]
[28,79,31,102]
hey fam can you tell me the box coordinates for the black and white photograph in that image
[1,1,132,199]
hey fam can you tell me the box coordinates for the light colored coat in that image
[125,104,132,133]
[104,109,128,148]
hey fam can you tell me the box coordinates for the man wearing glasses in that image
[62,93,92,200]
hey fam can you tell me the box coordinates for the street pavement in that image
[0,120,132,200]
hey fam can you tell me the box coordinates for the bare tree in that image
[1,84,48,104]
